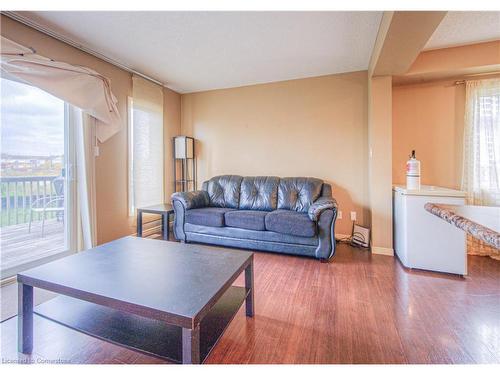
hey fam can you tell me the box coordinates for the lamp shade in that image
[174,136,194,159]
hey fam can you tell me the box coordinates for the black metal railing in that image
[0,176,61,227]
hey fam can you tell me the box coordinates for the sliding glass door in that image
[0,77,77,279]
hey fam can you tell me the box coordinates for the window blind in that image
[129,76,164,215]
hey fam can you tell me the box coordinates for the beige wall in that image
[163,87,182,201]
[392,39,500,190]
[369,11,446,77]
[1,15,181,244]
[366,11,446,255]
[392,80,465,189]
[367,76,393,254]
[407,40,500,76]
[395,40,500,85]
[181,71,369,235]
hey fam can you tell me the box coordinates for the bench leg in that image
[41,212,46,237]
[28,210,33,233]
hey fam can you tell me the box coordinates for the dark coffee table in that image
[17,237,254,364]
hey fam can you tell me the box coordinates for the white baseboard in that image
[336,234,394,256]
[371,246,394,256]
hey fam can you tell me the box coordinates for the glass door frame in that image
[64,103,78,255]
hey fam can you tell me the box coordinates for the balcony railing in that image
[0,175,61,227]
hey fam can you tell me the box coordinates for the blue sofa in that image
[171,175,338,260]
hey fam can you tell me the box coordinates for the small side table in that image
[137,204,174,240]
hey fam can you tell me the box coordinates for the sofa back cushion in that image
[239,176,279,211]
[205,175,243,208]
[277,177,323,212]
[321,183,333,198]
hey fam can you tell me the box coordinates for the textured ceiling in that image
[16,11,383,93]
[425,11,500,50]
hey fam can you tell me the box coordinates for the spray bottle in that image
[406,150,421,190]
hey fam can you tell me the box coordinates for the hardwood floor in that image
[1,242,499,364]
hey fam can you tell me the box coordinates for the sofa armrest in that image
[171,190,210,210]
[308,197,338,221]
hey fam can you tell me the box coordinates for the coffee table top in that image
[18,237,252,328]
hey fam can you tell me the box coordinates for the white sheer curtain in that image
[69,106,97,250]
[462,78,500,206]
[129,75,164,215]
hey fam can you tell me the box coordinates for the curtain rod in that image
[455,72,500,85]
[1,11,167,88]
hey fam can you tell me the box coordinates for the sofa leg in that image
[320,256,334,263]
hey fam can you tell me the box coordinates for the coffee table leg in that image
[182,325,200,364]
[162,212,169,240]
[245,260,254,317]
[137,210,143,237]
[18,283,33,354]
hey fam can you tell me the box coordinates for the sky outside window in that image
[1,77,64,157]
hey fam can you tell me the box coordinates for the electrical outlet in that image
[338,210,342,219]
[350,211,357,221]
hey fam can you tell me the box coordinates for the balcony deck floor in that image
[0,219,65,274]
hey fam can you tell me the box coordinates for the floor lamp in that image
[173,136,196,192]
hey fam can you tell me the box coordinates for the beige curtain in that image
[0,36,121,142]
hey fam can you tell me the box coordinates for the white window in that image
[128,76,164,215]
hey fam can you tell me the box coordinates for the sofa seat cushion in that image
[185,207,235,227]
[265,210,316,237]
[225,210,267,231]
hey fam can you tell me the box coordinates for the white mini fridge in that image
[392,185,467,275]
